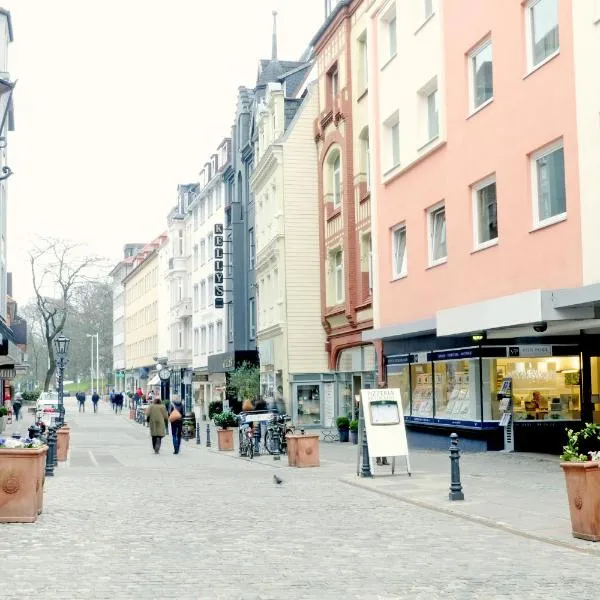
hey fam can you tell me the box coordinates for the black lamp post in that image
[54,334,70,427]
[0,79,15,182]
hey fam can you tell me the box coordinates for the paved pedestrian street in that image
[1,399,598,599]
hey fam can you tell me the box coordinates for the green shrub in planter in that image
[0,406,7,417]
[336,416,350,431]
[349,419,359,433]
[213,410,238,429]
[208,401,223,420]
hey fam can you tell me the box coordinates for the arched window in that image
[359,127,370,191]
[324,147,342,208]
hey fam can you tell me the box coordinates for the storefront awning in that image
[148,374,160,386]
[362,317,436,342]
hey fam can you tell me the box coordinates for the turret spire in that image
[272,10,278,61]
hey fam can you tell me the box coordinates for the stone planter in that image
[0,446,48,523]
[0,415,5,434]
[56,424,71,462]
[287,434,320,468]
[350,430,358,445]
[217,428,234,451]
[339,429,349,443]
[561,461,600,541]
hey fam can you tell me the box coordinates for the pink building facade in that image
[365,0,600,451]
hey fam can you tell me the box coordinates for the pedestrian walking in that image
[11,393,22,421]
[77,391,86,412]
[168,395,185,454]
[110,389,116,411]
[146,397,168,454]
[92,391,100,413]
[116,391,124,414]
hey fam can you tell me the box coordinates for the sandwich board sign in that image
[359,388,411,476]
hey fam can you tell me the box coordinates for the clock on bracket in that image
[158,368,172,381]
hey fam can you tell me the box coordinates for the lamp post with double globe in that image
[54,334,70,427]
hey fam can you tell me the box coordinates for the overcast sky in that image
[6,0,324,301]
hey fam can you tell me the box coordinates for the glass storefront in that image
[297,384,321,426]
[386,347,582,424]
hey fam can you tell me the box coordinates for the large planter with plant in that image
[214,411,237,451]
[56,424,71,462]
[336,416,350,443]
[0,437,48,523]
[349,420,359,445]
[560,423,600,541]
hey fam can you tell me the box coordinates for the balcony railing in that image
[171,297,193,320]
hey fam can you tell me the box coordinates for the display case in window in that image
[410,363,433,417]
[387,365,410,416]
[435,359,478,420]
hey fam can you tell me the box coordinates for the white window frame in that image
[193,284,199,312]
[387,16,397,61]
[472,175,499,250]
[531,139,567,229]
[525,0,560,73]
[383,111,400,173]
[200,280,207,310]
[358,32,368,91]
[200,326,207,356]
[200,239,206,265]
[424,0,434,19]
[468,39,493,115]
[216,321,223,352]
[427,202,447,266]
[249,298,256,339]
[208,323,214,354]
[249,228,255,269]
[333,249,344,304]
[332,153,342,207]
[392,223,407,279]
[380,4,397,67]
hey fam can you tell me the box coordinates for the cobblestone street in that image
[1,399,598,599]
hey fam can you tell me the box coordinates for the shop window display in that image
[387,365,410,416]
[434,359,479,420]
[489,356,581,421]
[297,384,321,425]
[410,363,433,417]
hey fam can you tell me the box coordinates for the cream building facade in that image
[123,237,166,391]
[251,81,328,414]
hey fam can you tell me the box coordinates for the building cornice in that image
[250,144,282,191]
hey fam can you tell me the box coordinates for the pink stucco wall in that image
[373,0,581,327]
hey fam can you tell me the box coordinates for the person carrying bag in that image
[168,396,185,455]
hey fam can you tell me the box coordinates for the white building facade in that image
[190,140,230,418]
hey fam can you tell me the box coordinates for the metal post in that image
[449,433,465,501]
[272,418,281,461]
[51,426,59,468]
[359,400,372,478]
[253,423,261,455]
[57,357,65,427]
[95,333,99,399]
[196,420,201,445]
[205,423,211,448]
[44,431,55,477]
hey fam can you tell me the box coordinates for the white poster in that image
[323,382,335,427]
[361,388,409,460]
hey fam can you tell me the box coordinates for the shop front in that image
[385,338,593,452]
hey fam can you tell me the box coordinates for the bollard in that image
[253,425,261,455]
[205,423,211,448]
[49,427,59,468]
[449,433,465,501]
[272,421,281,461]
[195,421,201,445]
[360,423,372,478]
[45,430,56,477]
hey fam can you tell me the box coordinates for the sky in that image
[6,0,324,302]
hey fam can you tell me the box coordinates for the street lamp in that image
[0,79,15,182]
[53,334,70,427]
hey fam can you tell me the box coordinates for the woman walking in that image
[146,397,168,454]
[168,395,185,454]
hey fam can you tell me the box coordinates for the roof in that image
[257,59,305,86]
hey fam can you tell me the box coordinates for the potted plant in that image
[208,400,223,419]
[0,405,7,433]
[213,410,238,451]
[560,423,600,541]
[349,419,359,445]
[336,416,350,443]
[0,436,48,523]
[227,362,260,409]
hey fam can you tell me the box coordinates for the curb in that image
[339,475,600,557]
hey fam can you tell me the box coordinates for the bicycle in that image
[238,421,255,459]
[265,414,295,455]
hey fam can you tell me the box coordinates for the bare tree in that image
[19,302,48,387]
[30,238,104,391]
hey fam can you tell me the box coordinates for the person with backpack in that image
[92,391,100,413]
[110,389,116,411]
[77,391,86,412]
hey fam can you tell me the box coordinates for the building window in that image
[200,280,206,310]
[178,323,183,349]
[428,204,447,265]
[426,88,439,141]
[208,275,214,306]
[216,321,223,352]
[200,239,206,265]
[193,245,199,271]
[227,304,234,342]
[358,32,368,90]
[249,298,256,339]
[330,67,339,105]
[473,176,498,248]
[333,250,344,304]
[526,0,559,69]
[392,224,407,278]
[249,228,255,269]
[469,40,493,112]
[193,328,199,355]
[200,327,207,355]
[327,150,342,207]
[178,230,184,256]
[532,141,566,226]
[177,278,183,301]
[207,233,214,261]
[364,233,373,293]
[208,323,214,354]
[385,13,397,61]
[215,185,222,210]
[424,0,433,19]
[359,128,370,191]
[193,284,199,312]
[200,198,206,223]
[384,111,400,171]
[193,207,198,230]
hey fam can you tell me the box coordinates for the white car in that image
[35,392,63,426]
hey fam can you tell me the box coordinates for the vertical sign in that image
[214,223,224,308]
[323,382,335,428]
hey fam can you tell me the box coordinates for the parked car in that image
[35,392,62,426]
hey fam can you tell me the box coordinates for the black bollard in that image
[205,423,211,448]
[253,424,261,455]
[49,427,58,468]
[196,421,201,445]
[449,433,465,501]
[45,429,56,477]
[360,425,372,478]
[272,420,281,461]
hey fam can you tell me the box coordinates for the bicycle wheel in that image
[265,429,275,455]
[238,430,245,456]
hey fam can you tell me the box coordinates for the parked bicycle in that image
[265,414,295,455]
[238,420,255,459]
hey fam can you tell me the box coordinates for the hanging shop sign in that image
[214,223,224,308]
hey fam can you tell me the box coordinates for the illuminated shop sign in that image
[214,223,224,308]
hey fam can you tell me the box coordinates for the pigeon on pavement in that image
[273,474,283,485]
